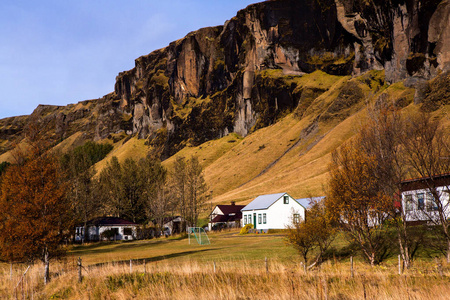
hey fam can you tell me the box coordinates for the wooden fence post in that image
[322,278,328,300]
[130,259,132,273]
[144,259,146,274]
[265,257,269,274]
[77,257,82,283]
[213,261,216,273]
[350,256,354,278]
[435,257,443,277]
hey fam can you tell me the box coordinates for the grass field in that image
[2,230,450,299]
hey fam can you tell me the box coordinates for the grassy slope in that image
[89,70,444,207]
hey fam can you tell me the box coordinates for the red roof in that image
[400,173,450,192]
[85,217,138,226]
[216,204,245,215]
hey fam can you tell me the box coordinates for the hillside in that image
[0,0,449,205]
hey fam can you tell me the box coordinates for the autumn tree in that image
[359,103,419,268]
[401,112,450,262]
[286,198,335,269]
[326,137,393,266]
[0,152,72,284]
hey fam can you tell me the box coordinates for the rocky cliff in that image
[1,0,449,159]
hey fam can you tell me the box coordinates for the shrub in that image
[239,223,253,235]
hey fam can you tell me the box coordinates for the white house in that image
[241,192,307,230]
[208,202,245,231]
[401,174,450,224]
[75,217,138,242]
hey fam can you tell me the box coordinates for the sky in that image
[0,0,259,119]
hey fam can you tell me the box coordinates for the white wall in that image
[98,226,136,240]
[242,194,305,230]
[402,186,450,222]
[208,206,224,231]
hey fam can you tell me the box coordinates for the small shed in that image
[162,216,184,235]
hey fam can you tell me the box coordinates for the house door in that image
[253,213,257,229]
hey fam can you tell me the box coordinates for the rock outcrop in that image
[1,0,448,159]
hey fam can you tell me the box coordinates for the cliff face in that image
[1,0,449,159]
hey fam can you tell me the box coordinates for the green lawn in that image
[69,230,299,267]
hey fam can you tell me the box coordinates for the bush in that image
[239,223,253,235]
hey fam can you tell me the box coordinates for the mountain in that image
[1,0,449,204]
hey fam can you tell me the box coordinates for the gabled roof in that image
[216,204,245,215]
[241,192,287,211]
[295,196,325,210]
[84,217,138,227]
[400,173,450,192]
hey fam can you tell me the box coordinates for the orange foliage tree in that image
[286,198,335,269]
[326,137,393,266]
[0,152,72,284]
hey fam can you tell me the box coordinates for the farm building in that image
[75,217,138,242]
[208,202,246,231]
[241,193,308,230]
[401,174,450,224]
[162,216,184,235]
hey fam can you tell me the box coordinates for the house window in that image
[426,192,438,211]
[404,195,413,212]
[284,195,289,204]
[293,214,300,223]
[244,215,247,225]
[123,228,132,236]
[417,193,424,210]
[258,214,262,224]
[263,213,267,224]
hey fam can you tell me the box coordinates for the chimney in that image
[231,201,235,206]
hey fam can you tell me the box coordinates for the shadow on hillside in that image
[87,248,221,270]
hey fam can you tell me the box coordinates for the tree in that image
[286,198,335,269]
[0,161,10,176]
[141,158,172,230]
[326,137,393,266]
[171,156,188,230]
[401,112,450,262]
[121,158,146,222]
[359,103,418,268]
[99,156,127,218]
[185,156,209,227]
[171,156,209,230]
[0,153,72,284]
[61,142,108,243]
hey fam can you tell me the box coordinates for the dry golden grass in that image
[2,257,450,299]
[93,136,149,175]
[162,133,243,171]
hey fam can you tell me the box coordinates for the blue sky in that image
[0,0,258,119]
